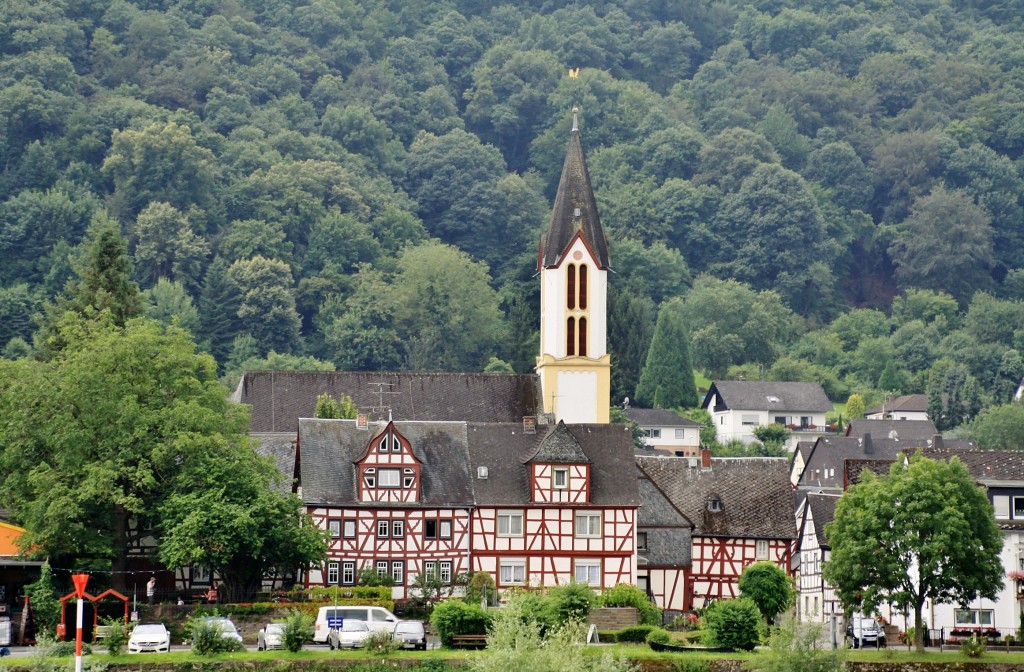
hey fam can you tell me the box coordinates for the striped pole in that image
[71,574,89,672]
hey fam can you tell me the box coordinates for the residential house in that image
[844,418,937,441]
[625,407,702,456]
[701,381,832,451]
[296,418,638,598]
[635,464,693,611]
[636,455,796,610]
[794,493,841,623]
[865,394,929,421]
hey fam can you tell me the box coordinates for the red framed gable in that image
[356,422,423,503]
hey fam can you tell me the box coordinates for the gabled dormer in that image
[525,421,592,504]
[356,422,421,503]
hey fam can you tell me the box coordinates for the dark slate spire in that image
[539,107,611,270]
[525,420,592,464]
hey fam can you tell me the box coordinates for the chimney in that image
[932,434,943,449]
[701,448,712,469]
[863,433,874,455]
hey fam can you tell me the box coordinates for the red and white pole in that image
[71,574,89,672]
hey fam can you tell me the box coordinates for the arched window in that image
[566,317,576,356]
[579,317,588,357]
[579,264,588,310]
[567,264,576,309]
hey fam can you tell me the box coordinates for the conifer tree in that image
[636,297,698,409]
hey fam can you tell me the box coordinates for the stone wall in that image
[587,607,639,631]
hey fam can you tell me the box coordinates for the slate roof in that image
[805,493,840,548]
[625,407,701,427]
[635,456,796,539]
[919,447,1024,483]
[297,419,475,507]
[525,420,592,464]
[799,434,940,490]
[636,464,694,568]
[539,112,610,270]
[702,381,832,412]
[467,423,639,507]
[253,432,297,493]
[844,419,937,441]
[866,394,929,416]
[234,371,542,433]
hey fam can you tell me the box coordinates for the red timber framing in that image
[471,505,636,590]
[641,568,688,612]
[530,463,591,503]
[689,536,791,608]
[356,423,422,503]
[306,505,472,598]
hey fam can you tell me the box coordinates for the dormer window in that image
[378,468,400,488]
[378,435,388,452]
[553,467,568,489]
[708,498,722,513]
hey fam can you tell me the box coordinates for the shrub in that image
[646,628,671,645]
[548,581,597,623]
[187,617,244,655]
[465,572,496,606]
[49,641,91,657]
[430,600,491,647]
[960,636,986,658]
[616,625,657,643]
[600,583,661,625]
[363,629,400,655]
[26,563,61,638]
[702,598,762,651]
[282,609,312,653]
[99,616,129,656]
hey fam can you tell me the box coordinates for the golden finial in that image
[569,68,580,79]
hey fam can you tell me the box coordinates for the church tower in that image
[536,108,611,424]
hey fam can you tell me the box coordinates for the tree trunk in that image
[915,599,925,653]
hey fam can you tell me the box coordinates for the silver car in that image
[392,620,427,650]
[257,623,284,651]
[329,620,370,649]
[128,623,171,653]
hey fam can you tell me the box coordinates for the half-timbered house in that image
[635,454,796,610]
[795,493,841,622]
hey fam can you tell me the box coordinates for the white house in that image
[625,407,701,456]
[795,493,841,623]
[865,394,930,421]
[701,381,833,451]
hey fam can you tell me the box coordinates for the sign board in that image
[356,414,368,430]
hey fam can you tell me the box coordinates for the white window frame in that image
[342,561,355,585]
[575,511,602,538]
[675,429,685,439]
[439,519,453,539]
[343,519,357,538]
[756,539,769,560]
[497,510,524,537]
[574,559,601,586]
[955,609,994,626]
[553,467,568,489]
[376,560,389,577]
[328,519,341,538]
[499,558,526,585]
[379,468,401,488]
[392,520,405,538]
[377,520,389,538]
[741,414,759,425]
[1013,496,1024,519]
[392,560,404,585]
[327,561,339,584]
[440,560,452,584]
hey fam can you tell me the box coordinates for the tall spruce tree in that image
[608,284,656,406]
[635,297,698,409]
[197,256,243,368]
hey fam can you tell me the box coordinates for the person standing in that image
[146,576,156,604]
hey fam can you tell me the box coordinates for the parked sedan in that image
[392,620,427,650]
[328,621,370,649]
[203,617,244,644]
[257,623,284,651]
[128,623,171,654]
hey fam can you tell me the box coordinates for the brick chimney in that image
[932,434,943,449]
[701,448,712,469]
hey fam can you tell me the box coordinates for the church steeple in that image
[538,107,611,271]
[536,108,611,425]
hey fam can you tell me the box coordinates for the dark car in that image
[392,620,427,650]
[846,617,882,648]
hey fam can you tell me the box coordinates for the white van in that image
[313,606,400,644]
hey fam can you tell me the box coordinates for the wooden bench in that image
[450,634,488,648]
[93,625,115,640]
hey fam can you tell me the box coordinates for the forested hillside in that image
[2,0,1024,430]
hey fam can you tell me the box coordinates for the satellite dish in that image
[623,396,630,408]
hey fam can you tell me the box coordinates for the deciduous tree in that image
[823,454,1003,652]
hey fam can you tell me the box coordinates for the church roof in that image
[539,109,610,270]
[233,370,541,433]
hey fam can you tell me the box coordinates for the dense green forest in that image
[3,0,1024,430]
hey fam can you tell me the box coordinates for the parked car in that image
[392,620,427,650]
[847,617,883,648]
[328,620,370,649]
[313,605,400,643]
[257,623,284,651]
[203,617,243,644]
[128,623,171,654]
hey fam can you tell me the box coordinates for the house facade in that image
[701,381,832,451]
[795,493,841,623]
[296,419,638,598]
[865,394,929,421]
[625,407,702,456]
[636,455,796,610]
